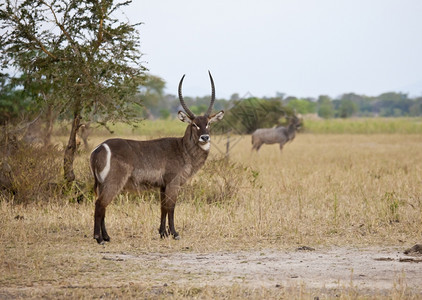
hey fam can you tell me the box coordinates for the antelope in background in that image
[251,114,302,152]
[90,72,224,244]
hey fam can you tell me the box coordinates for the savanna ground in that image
[1,119,422,299]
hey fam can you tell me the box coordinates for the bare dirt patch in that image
[1,244,421,298]
[100,246,422,294]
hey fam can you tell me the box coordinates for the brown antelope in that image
[251,114,302,152]
[90,72,224,244]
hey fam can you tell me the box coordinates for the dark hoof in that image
[103,236,110,242]
[173,232,180,240]
[159,230,169,239]
[94,234,105,244]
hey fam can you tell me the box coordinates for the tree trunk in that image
[63,112,81,184]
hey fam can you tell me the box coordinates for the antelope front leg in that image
[159,185,180,239]
[166,185,180,239]
[159,207,168,238]
[159,187,168,238]
[279,143,284,152]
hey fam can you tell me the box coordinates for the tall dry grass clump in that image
[0,134,65,204]
[180,157,257,205]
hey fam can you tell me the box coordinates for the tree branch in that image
[9,12,57,60]
[41,0,81,58]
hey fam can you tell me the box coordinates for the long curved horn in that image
[178,74,195,118]
[205,70,215,117]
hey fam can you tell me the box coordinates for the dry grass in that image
[1,131,422,298]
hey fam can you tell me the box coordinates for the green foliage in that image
[141,88,227,120]
[142,75,166,96]
[140,86,422,122]
[409,100,422,116]
[190,104,209,116]
[332,92,417,118]
[378,93,413,117]
[337,99,358,118]
[0,0,147,183]
[317,95,334,119]
[213,98,291,134]
[159,108,170,119]
[0,0,147,124]
[0,75,37,124]
[286,98,316,114]
[140,75,167,118]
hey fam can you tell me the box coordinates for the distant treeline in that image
[139,76,422,119]
[143,92,422,120]
[282,92,422,118]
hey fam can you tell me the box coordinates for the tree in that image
[0,74,35,125]
[409,98,422,116]
[317,95,334,119]
[0,73,57,146]
[377,92,411,117]
[230,93,240,101]
[140,75,167,118]
[286,98,316,114]
[0,0,146,184]
[338,99,358,118]
[214,98,291,134]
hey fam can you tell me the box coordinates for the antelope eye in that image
[193,123,200,130]
[206,123,210,129]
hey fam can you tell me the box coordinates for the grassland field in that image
[1,118,422,299]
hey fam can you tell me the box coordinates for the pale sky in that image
[121,0,422,99]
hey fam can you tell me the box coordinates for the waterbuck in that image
[251,114,301,152]
[90,72,224,244]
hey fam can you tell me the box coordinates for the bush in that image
[213,98,294,134]
[0,134,64,204]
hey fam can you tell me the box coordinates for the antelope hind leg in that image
[94,200,106,244]
[93,167,129,244]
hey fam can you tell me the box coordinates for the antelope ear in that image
[178,111,193,124]
[208,110,224,124]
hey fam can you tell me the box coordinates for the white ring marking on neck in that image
[199,142,210,151]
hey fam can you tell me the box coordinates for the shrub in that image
[213,98,293,134]
[0,135,64,204]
